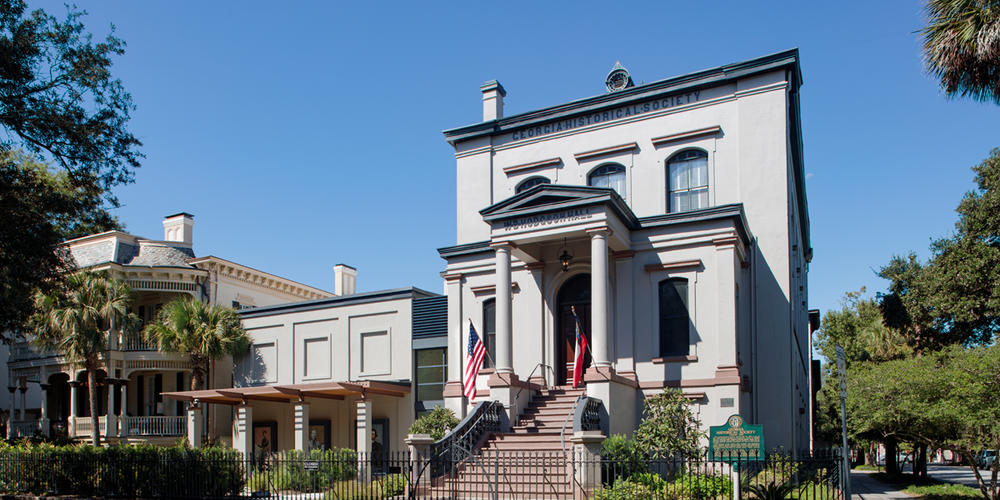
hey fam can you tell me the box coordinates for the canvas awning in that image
[161,380,410,405]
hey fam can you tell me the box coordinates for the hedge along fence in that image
[0,443,245,498]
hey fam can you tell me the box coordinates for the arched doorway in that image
[556,274,591,386]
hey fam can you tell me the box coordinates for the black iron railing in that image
[0,447,846,499]
[428,400,506,480]
[573,395,604,433]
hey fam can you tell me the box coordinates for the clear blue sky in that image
[31,1,997,322]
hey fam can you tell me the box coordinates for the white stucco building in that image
[163,288,447,456]
[4,213,332,442]
[438,50,813,451]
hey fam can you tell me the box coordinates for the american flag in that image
[464,321,487,400]
[572,307,588,389]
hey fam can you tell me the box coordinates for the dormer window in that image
[667,150,709,212]
[516,176,551,194]
[588,164,626,196]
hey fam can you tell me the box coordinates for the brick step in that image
[490,432,562,442]
[442,478,573,492]
[511,423,567,432]
[484,441,565,451]
[520,412,574,421]
[522,403,577,413]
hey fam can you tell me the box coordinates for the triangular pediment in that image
[481,184,639,228]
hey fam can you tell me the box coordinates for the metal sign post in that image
[836,346,851,500]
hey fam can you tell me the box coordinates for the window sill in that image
[479,367,496,375]
[652,355,698,364]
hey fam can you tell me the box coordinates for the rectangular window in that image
[414,348,447,417]
[659,279,690,356]
[482,300,496,368]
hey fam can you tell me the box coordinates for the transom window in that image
[667,150,709,212]
[587,164,626,196]
[516,176,551,193]
[658,278,690,357]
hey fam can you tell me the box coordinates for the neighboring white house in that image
[4,213,333,443]
[162,288,447,455]
[437,50,813,451]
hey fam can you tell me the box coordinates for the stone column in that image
[187,401,203,448]
[105,379,117,438]
[39,384,50,437]
[442,273,466,417]
[570,430,606,500]
[589,229,610,368]
[492,243,513,374]
[233,404,253,457]
[293,400,310,452]
[6,387,15,439]
[405,434,435,497]
[356,397,372,482]
[68,381,80,436]
[119,381,129,437]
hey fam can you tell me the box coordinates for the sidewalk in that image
[851,470,914,500]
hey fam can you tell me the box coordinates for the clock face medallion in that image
[608,71,628,91]
[605,62,634,92]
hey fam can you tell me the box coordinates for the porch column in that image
[105,379,117,438]
[119,382,129,437]
[39,384,50,437]
[6,387,14,438]
[68,381,80,436]
[589,229,611,368]
[293,400,310,452]
[442,273,466,417]
[187,400,203,448]
[233,404,253,457]
[356,397,372,482]
[18,385,26,421]
[492,242,513,374]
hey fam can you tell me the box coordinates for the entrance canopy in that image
[162,380,410,405]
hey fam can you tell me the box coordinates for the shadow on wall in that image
[234,348,268,387]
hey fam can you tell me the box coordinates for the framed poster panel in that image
[308,419,331,450]
[253,421,278,453]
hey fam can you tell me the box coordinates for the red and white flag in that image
[463,321,487,400]
[571,307,588,389]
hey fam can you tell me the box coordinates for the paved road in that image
[927,464,995,489]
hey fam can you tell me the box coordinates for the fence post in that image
[405,434,434,499]
[570,430,605,500]
[187,401,203,447]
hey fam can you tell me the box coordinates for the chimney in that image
[481,80,506,121]
[162,213,194,245]
[334,264,357,296]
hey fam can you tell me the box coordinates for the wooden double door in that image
[556,273,591,386]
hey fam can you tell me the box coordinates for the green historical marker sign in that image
[709,414,764,461]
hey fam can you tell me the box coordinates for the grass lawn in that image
[902,483,982,500]
[869,473,983,500]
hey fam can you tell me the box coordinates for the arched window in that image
[482,299,496,368]
[587,164,626,196]
[667,150,709,212]
[658,278,690,357]
[516,176,550,193]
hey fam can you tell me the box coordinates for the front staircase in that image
[433,386,585,498]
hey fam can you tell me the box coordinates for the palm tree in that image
[921,0,1000,103]
[32,271,136,446]
[144,298,250,392]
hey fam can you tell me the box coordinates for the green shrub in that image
[320,474,408,500]
[596,477,654,500]
[0,443,245,497]
[746,481,795,500]
[264,448,359,492]
[601,434,648,480]
[671,473,732,500]
[408,406,459,440]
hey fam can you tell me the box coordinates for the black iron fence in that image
[0,448,845,499]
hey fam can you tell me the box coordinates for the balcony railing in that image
[9,420,39,438]
[71,416,109,436]
[121,335,158,352]
[121,416,186,436]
